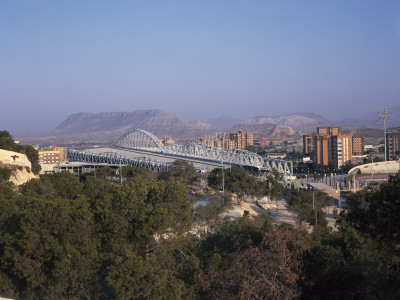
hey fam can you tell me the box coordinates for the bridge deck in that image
[89,147,226,171]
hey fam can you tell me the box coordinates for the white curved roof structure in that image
[348,160,400,175]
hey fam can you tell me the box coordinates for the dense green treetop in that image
[161,159,199,184]
[0,166,12,183]
[0,165,400,299]
[337,172,400,249]
[0,171,196,299]
[207,165,270,202]
[285,188,332,231]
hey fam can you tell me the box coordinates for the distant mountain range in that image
[207,116,242,130]
[342,128,385,145]
[231,106,400,132]
[336,105,400,129]
[242,112,327,127]
[254,126,303,141]
[21,110,218,144]
[228,112,328,133]
[17,106,400,145]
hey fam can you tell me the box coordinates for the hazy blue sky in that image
[1,1,400,133]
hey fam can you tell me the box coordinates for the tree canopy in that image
[0,172,195,299]
[207,165,270,202]
[285,188,332,230]
[1,163,400,298]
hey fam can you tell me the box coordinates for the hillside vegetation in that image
[0,161,399,298]
[0,131,41,175]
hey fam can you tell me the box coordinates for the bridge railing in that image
[114,129,293,178]
[67,149,170,171]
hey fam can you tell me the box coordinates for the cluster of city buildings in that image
[303,125,364,168]
[303,125,400,168]
[195,131,254,150]
[36,127,400,174]
[258,138,284,146]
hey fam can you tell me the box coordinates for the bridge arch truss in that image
[116,129,164,152]
[115,129,293,178]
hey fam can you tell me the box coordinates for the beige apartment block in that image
[39,145,68,164]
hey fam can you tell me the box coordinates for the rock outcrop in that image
[254,126,303,141]
[0,149,38,185]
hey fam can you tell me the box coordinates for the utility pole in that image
[119,159,122,185]
[378,108,391,161]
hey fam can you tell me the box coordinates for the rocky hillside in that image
[227,112,318,141]
[207,116,243,130]
[227,123,275,133]
[240,112,328,131]
[44,110,219,143]
[342,128,385,145]
[254,126,303,141]
[0,149,38,185]
[336,105,400,129]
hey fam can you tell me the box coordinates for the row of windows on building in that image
[304,126,400,167]
[303,125,364,168]
[195,131,254,150]
[386,129,400,161]
[38,146,68,164]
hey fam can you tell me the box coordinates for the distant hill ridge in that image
[254,126,303,141]
[51,109,219,142]
[18,107,400,145]
[227,112,328,133]
[242,112,327,127]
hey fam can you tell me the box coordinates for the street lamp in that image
[378,108,391,161]
[119,158,123,185]
[336,190,341,209]
[221,160,225,194]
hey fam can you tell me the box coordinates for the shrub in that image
[0,166,12,183]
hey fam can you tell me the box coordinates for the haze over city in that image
[1,1,400,133]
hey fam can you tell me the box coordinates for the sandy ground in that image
[224,198,339,230]
[223,198,296,226]
[266,199,296,226]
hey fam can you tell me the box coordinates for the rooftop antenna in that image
[378,108,391,161]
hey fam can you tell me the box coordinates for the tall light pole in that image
[379,108,391,161]
[119,159,123,185]
[221,160,225,194]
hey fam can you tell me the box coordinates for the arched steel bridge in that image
[114,129,293,178]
